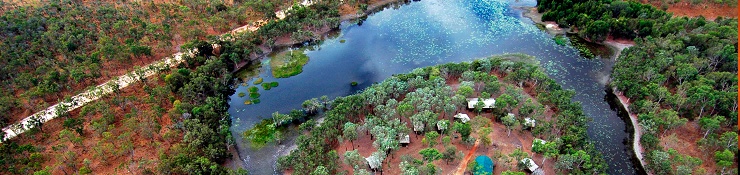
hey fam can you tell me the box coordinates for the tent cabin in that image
[521,158,540,172]
[467,98,496,109]
[399,134,411,147]
[473,155,495,175]
[413,122,424,133]
[524,117,536,128]
[366,154,382,171]
[454,113,470,123]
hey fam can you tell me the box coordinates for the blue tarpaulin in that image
[474,155,495,175]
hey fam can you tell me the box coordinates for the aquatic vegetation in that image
[339,39,346,43]
[244,100,253,105]
[270,50,310,78]
[253,77,264,85]
[243,120,278,149]
[350,81,358,86]
[248,86,259,93]
[250,92,261,99]
[553,35,567,46]
[262,81,279,90]
[238,92,247,97]
[252,99,261,104]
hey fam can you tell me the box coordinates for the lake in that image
[228,0,639,174]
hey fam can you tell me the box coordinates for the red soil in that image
[641,1,737,20]
[660,121,719,174]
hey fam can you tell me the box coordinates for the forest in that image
[262,55,608,174]
[538,0,738,174]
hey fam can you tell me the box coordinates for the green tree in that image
[656,109,686,136]
[501,171,526,175]
[425,131,440,147]
[310,166,329,175]
[495,94,517,111]
[442,146,458,165]
[419,148,442,162]
[343,122,359,149]
[719,131,738,150]
[501,114,518,137]
[533,141,559,166]
[714,149,735,175]
[699,115,725,138]
[344,150,364,170]
[478,127,492,147]
[453,122,472,140]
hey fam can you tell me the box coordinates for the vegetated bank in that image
[0,0,407,174]
[537,0,738,174]
[244,54,607,174]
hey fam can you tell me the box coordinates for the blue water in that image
[228,0,637,174]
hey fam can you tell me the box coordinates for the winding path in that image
[454,140,479,175]
[1,1,316,142]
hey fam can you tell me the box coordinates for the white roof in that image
[366,155,381,169]
[521,158,539,172]
[524,117,536,127]
[399,134,410,144]
[413,122,424,132]
[454,113,470,123]
[467,98,495,109]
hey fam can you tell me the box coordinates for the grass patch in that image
[238,92,247,97]
[270,50,310,78]
[253,77,263,85]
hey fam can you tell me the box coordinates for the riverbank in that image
[520,7,567,35]
[613,88,650,175]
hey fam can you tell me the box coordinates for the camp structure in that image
[454,113,470,123]
[524,117,536,128]
[467,98,495,109]
[399,134,410,147]
[521,158,540,172]
[366,154,382,171]
[473,155,495,175]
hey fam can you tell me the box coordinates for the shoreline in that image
[613,88,651,175]
[520,7,649,174]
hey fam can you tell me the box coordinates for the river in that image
[228,0,640,174]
